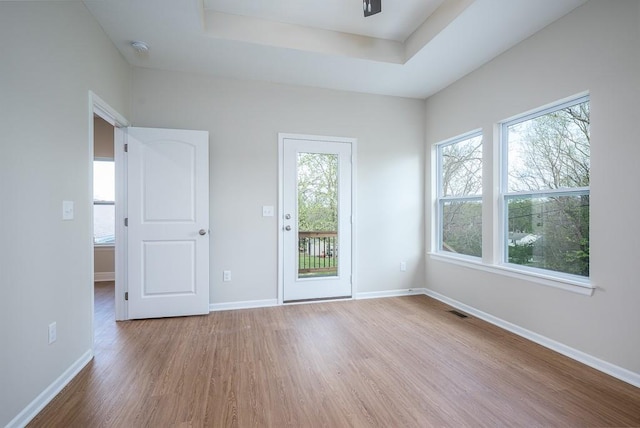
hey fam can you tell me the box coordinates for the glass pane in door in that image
[297,153,339,278]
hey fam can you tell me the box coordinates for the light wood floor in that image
[30,283,640,427]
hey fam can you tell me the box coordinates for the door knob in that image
[199,229,207,235]
[285,225,292,231]
[285,214,291,219]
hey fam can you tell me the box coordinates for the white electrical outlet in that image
[223,270,231,282]
[262,205,274,217]
[48,322,57,344]
[400,261,407,272]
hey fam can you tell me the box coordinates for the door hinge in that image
[124,292,128,301]
[124,143,128,152]
[124,217,128,227]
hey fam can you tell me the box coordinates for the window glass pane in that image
[94,160,115,245]
[297,153,338,278]
[507,194,589,277]
[442,200,482,257]
[507,101,589,192]
[94,204,115,245]
[441,135,482,197]
[94,160,115,202]
[504,98,590,278]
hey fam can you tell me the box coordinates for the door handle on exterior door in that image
[199,229,207,235]
[285,225,292,231]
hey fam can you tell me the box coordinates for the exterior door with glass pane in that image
[281,135,353,302]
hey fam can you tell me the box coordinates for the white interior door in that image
[281,135,354,302]
[126,127,209,319]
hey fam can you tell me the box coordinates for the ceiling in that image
[83,0,587,99]
[203,0,446,42]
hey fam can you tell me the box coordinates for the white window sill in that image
[428,252,594,296]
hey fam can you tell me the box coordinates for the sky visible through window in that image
[94,161,115,202]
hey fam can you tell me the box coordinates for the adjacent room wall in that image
[131,68,426,305]
[94,246,115,281]
[94,115,115,158]
[0,2,131,425]
[424,0,640,375]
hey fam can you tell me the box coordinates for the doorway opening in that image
[90,91,129,338]
[93,114,116,332]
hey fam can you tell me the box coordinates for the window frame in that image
[93,158,115,247]
[435,129,483,260]
[499,94,590,282]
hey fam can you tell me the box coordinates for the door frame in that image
[277,133,357,305]
[89,91,129,324]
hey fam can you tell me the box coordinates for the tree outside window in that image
[436,132,483,257]
[503,97,590,277]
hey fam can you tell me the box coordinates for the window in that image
[436,131,483,257]
[502,96,589,278]
[94,160,115,245]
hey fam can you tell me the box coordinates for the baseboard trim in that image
[356,288,427,299]
[209,299,279,312]
[6,349,93,428]
[94,272,115,282]
[423,288,640,389]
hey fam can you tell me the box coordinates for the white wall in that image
[0,2,131,425]
[131,68,425,304]
[424,0,640,374]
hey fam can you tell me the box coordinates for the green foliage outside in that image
[298,255,337,277]
[442,201,482,257]
[507,195,589,276]
[296,153,339,277]
[297,153,338,232]
[508,242,534,265]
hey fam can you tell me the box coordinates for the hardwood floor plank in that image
[28,284,640,427]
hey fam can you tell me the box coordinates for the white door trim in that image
[89,91,129,326]
[113,127,127,320]
[277,133,357,305]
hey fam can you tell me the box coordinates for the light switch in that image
[262,205,274,217]
[62,201,74,220]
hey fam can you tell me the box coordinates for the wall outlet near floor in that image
[223,270,231,282]
[48,322,57,344]
[400,261,407,272]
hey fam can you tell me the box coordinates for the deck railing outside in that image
[298,231,337,276]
